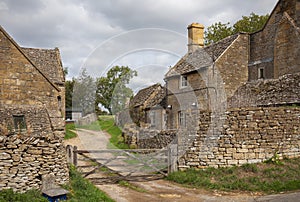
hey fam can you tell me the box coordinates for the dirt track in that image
[64,129,300,202]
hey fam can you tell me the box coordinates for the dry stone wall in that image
[228,73,300,108]
[180,107,300,169]
[123,124,176,149]
[0,106,69,192]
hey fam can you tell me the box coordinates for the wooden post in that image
[73,146,78,166]
[66,145,73,164]
[168,144,178,174]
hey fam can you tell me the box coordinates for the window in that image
[178,111,186,127]
[258,68,265,79]
[149,111,156,127]
[13,115,27,131]
[180,75,188,88]
[57,96,62,111]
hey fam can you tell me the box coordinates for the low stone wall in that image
[0,106,69,192]
[180,107,300,169]
[123,124,177,149]
[228,73,300,108]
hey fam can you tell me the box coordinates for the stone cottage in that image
[164,24,249,130]
[0,25,68,192]
[165,0,300,169]
[122,0,300,168]
[129,83,166,130]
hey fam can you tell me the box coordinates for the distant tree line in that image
[65,66,137,116]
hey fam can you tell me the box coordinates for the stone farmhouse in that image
[0,26,68,191]
[124,0,300,169]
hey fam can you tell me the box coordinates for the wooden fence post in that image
[73,146,78,166]
[66,145,74,164]
[168,144,178,174]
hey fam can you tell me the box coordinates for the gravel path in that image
[64,129,300,202]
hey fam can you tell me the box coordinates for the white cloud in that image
[0,0,278,92]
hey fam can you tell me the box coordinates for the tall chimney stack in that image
[187,23,204,53]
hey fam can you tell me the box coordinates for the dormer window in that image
[180,75,188,88]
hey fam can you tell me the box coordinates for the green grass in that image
[64,165,115,202]
[98,116,129,149]
[65,123,77,140]
[167,157,300,194]
[118,181,147,193]
[0,189,48,202]
[76,121,102,131]
[0,166,115,202]
[69,115,129,149]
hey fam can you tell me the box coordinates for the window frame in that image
[179,75,188,89]
[178,111,186,128]
[13,115,27,132]
[258,67,265,79]
[149,111,156,128]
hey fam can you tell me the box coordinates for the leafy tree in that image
[204,22,233,46]
[205,13,269,45]
[65,78,75,109]
[72,68,96,116]
[233,12,269,33]
[96,66,137,114]
[63,67,69,78]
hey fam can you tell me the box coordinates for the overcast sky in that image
[0,0,278,93]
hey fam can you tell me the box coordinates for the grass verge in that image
[98,116,129,149]
[167,157,300,194]
[0,166,115,202]
[65,122,77,140]
[0,189,47,202]
[64,165,115,202]
[71,115,128,149]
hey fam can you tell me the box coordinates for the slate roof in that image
[130,83,165,109]
[165,34,239,78]
[21,47,65,85]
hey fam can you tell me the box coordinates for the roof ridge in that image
[203,33,239,49]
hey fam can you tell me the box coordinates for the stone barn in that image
[0,25,68,192]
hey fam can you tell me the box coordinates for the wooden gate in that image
[66,144,178,184]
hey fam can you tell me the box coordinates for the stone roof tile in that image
[165,34,239,77]
[21,47,65,86]
[130,83,165,109]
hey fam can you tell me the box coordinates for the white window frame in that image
[149,111,156,127]
[178,111,186,128]
[180,75,188,88]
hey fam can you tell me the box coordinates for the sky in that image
[0,0,278,93]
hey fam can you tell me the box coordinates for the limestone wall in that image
[123,124,176,149]
[0,106,69,192]
[180,107,300,169]
[228,73,300,108]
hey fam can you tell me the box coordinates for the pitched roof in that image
[130,83,165,109]
[165,34,239,78]
[0,25,60,92]
[21,47,65,85]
